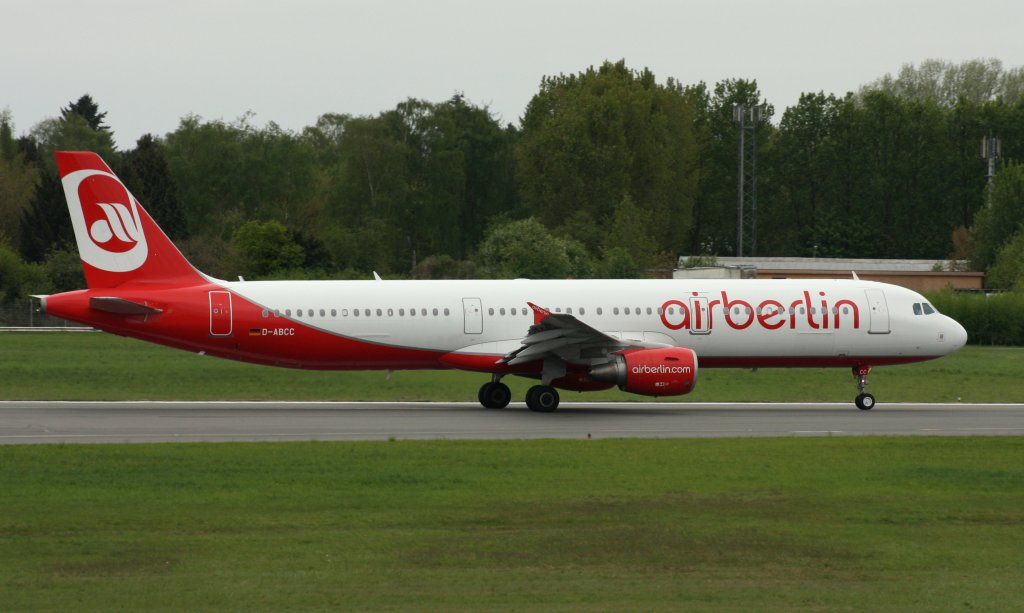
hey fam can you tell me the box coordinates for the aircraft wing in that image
[499,302,668,367]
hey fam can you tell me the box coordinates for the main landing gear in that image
[477,377,561,412]
[525,385,560,413]
[478,376,512,409]
[853,365,876,410]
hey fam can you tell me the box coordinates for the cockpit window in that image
[922,303,936,315]
[913,303,922,315]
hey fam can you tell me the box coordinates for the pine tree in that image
[60,94,109,132]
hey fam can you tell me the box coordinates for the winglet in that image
[527,302,551,325]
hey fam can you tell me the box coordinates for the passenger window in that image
[376,309,382,316]
[261,309,269,318]
[624,307,630,315]
[597,307,603,315]
[341,309,348,316]
[488,308,494,316]
[410,309,416,317]
[364,309,370,317]
[320,309,326,317]
[353,309,359,317]
[433,308,438,316]
[647,307,653,315]
[913,303,922,315]
[566,307,573,315]
[331,309,337,317]
[285,309,292,316]
[580,308,585,315]
[274,309,281,317]
[388,308,394,317]
[444,308,450,316]
[399,309,405,316]
[308,309,314,317]
[421,308,427,316]
[499,308,506,316]
[923,303,935,315]
[296,310,303,318]
[614,307,620,315]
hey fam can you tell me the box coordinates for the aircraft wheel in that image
[855,393,876,411]
[479,382,511,409]
[526,385,559,412]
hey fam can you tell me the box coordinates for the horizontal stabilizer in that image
[89,297,163,316]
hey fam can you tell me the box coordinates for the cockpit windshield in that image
[912,302,937,315]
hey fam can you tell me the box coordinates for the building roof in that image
[677,256,957,273]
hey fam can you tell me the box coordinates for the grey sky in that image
[4,0,1022,149]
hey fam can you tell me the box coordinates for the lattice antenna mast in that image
[733,104,763,256]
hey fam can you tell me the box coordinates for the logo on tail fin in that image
[63,169,148,271]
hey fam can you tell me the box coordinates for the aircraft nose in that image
[946,316,968,351]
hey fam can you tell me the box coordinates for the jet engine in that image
[589,347,698,397]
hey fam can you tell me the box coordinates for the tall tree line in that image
[2,59,1023,303]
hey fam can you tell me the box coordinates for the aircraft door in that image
[688,296,711,334]
[865,289,890,334]
[209,290,233,337]
[463,297,483,334]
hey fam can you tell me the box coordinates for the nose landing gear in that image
[853,365,875,410]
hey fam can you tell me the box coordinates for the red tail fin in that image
[55,151,206,288]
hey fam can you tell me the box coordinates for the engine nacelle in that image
[589,347,698,397]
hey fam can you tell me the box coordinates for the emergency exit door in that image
[209,290,233,337]
[865,289,890,334]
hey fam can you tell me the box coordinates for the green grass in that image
[1,331,1022,402]
[1,438,1023,610]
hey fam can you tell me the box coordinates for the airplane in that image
[38,151,968,411]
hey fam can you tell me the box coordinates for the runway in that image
[1,401,1023,444]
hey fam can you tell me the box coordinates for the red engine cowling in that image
[589,347,698,397]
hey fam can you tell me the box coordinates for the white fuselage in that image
[223,277,967,367]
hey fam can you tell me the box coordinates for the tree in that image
[230,220,304,277]
[601,194,656,268]
[163,114,319,239]
[1,111,15,161]
[25,113,115,180]
[19,170,72,262]
[475,218,573,279]
[0,118,39,250]
[0,241,50,303]
[122,134,188,239]
[986,228,1024,290]
[518,60,699,254]
[60,94,109,132]
[972,163,1024,272]
[308,97,517,273]
[862,59,1011,106]
[770,92,840,253]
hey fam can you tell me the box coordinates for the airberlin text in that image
[632,364,693,375]
[660,291,860,332]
